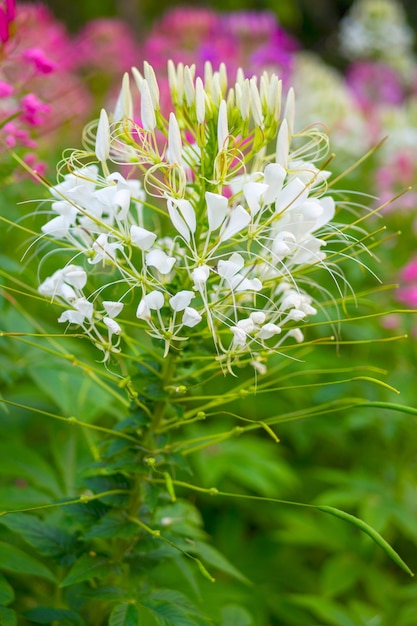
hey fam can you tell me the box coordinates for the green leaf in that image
[23,607,84,625]
[288,594,358,626]
[0,513,75,558]
[60,553,115,587]
[0,541,55,582]
[83,474,130,507]
[192,541,251,585]
[0,574,14,607]
[109,603,139,626]
[141,600,196,626]
[84,511,137,540]
[29,362,118,422]
[0,486,53,511]
[83,585,127,602]
[142,589,207,626]
[221,605,253,626]
[0,606,17,626]
[316,505,414,576]
[0,444,61,498]
[320,554,362,597]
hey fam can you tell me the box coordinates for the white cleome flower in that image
[36,60,365,366]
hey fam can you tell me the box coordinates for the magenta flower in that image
[23,47,57,74]
[0,0,15,43]
[0,2,91,175]
[142,7,298,116]
[74,18,142,77]
[346,61,404,109]
[20,93,51,126]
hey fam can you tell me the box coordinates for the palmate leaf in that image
[0,606,17,626]
[140,589,209,626]
[60,553,117,588]
[22,607,84,625]
[288,594,359,626]
[220,605,253,626]
[28,359,120,422]
[84,510,137,540]
[191,541,251,585]
[0,513,76,558]
[109,603,139,626]
[140,601,202,626]
[0,443,62,498]
[0,486,53,511]
[0,574,14,607]
[0,541,55,582]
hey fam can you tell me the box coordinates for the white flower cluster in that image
[38,61,340,367]
[339,0,415,78]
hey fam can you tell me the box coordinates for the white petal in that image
[174,199,196,234]
[136,298,150,320]
[114,73,133,122]
[143,61,160,109]
[61,284,77,301]
[218,252,244,279]
[220,205,250,241]
[191,265,210,289]
[167,113,182,165]
[145,290,165,310]
[114,188,131,218]
[169,290,194,312]
[64,268,87,290]
[75,297,94,320]
[205,191,228,231]
[103,301,124,318]
[183,65,195,107]
[95,108,110,162]
[167,197,196,242]
[263,163,286,205]
[284,87,295,136]
[140,79,156,132]
[103,317,122,336]
[314,196,335,231]
[276,119,289,168]
[231,275,262,293]
[289,328,304,342]
[250,77,263,127]
[243,182,268,217]
[217,100,228,151]
[130,225,157,250]
[274,178,308,216]
[58,309,85,325]
[237,317,255,333]
[91,234,123,264]
[250,311,266,325]
[195,77,205,123]
[41,215,71,238]
[230,326,247,347]
[182,307,202,328]
[146,249,176,274]
[257,323,282,340]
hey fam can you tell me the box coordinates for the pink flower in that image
[20,93,51,126]
[75,18,142,76]
[23,47,57,74]
[0,0,14,43]
[0,80,13,96]
[346,61,404,109]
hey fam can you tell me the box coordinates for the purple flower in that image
[346,61,404,108]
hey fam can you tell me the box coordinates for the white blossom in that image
[36,61,354,366]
